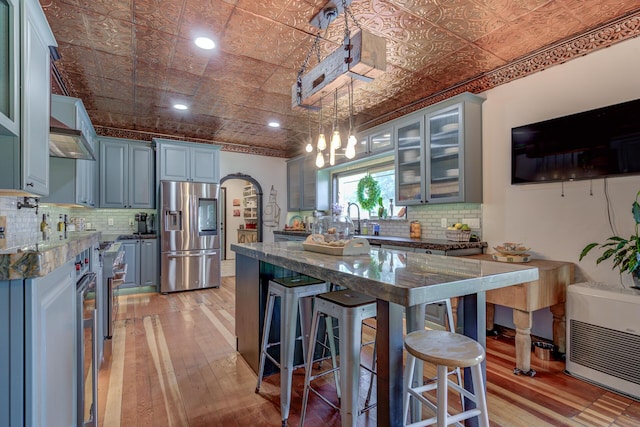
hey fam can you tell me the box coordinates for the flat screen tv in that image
[511,98,640,184]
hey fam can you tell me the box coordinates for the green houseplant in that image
[579,189,640,288]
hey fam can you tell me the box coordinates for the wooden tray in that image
[302,238,371,256]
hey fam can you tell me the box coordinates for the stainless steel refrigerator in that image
[160,181,221,293]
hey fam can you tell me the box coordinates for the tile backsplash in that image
[0,196,156,250]
[289,202,482,240]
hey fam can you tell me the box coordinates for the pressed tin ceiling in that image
[40,0,640,158]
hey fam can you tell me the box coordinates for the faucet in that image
[347,202,361,235]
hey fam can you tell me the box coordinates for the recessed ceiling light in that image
[268,121,280,128]
[194,37,215,50]
[173,104,188,110]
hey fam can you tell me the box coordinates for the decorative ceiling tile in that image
[476,2,585,62]
[133,25,177,68]
[178,0,235,40]
[420,0,507,42]
[42,0,640,156]
[133,0,184,35]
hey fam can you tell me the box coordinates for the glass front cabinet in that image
[395,92,484,205]
[0,0,19,136]
[343,125,393,163]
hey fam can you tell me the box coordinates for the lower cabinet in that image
[120,238,158,289]
[140,239,158,287]
[0,261,76,426]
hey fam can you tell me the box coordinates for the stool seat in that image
[318,289,376,307]
[271,276,325,288]
[405,330,485,369]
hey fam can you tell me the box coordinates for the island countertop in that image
[231,241,538,307]
[232,241,539,426]
[273,230,486,252]
[0,231,101,280]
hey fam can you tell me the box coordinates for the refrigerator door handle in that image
[167,252,218,258]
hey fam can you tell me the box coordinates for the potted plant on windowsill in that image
[579,189,640,288]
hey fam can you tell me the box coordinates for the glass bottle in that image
[388,199,394,219]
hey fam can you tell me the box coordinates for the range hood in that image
[49,117,96,160]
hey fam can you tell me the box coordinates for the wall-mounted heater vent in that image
[566,282,640,399]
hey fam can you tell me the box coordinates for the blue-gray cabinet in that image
[140,238,158,287]
[0,0,56,196]
[0,261,76,427]
[154,138,220,183]
[0,0,20,136]
[99,137,154,208]
[395,92,484,205]
[119,238,157,289]
[287,154,317,211]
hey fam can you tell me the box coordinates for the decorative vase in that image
[633,269,640,290]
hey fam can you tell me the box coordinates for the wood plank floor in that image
[97,278,640,426]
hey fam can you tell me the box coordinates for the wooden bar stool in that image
[299,289,377,427]
[255,276,330,427]
[403,330,489,427]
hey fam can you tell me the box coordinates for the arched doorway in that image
[219,173,263,261]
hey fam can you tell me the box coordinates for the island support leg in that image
[550,302,566,354]
[462,291,486,427]
[375,299,404,427]
[513,309,534,376]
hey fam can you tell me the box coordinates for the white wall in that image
[481,37,640,335]
[219,151,287,244]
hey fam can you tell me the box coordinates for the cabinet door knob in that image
[26,182,34,187]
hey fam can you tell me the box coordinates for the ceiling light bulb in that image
[315,151,325,168]
[194,37,215,50]
[345,141,356,159]
[331,130,341,149]
[317,133,327,151]
[173,103,188,110]
[268,121,280,128]
[347,134,357,147]
[305,142,313,152]
[329,147,336,166]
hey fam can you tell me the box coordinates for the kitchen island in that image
[232,241,539,427]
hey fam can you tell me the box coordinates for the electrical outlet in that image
[441,218,448,228]
[108,218,114,226]
[463,218,481,229]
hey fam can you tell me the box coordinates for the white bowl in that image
[441,123,459,132]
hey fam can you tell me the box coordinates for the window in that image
[334,162,398,219]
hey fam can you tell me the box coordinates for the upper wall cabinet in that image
[287,154,317,211]
[0,0,55,196]
[99,137,154,208]
[21,0,56,196]
[338,125,393,164]
[154,139,220,183]
[0,0,20,136]
[395,92,485,205]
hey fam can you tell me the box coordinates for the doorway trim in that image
[220,173,264,242]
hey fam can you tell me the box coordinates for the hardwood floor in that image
[98,279,640,426]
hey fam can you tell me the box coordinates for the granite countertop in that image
[273,229,486,251]
[0,231,101,280]
[101,233,158,242]
[231,241,538,307]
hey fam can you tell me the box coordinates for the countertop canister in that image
[410,221,421,238]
